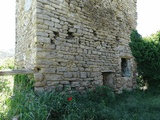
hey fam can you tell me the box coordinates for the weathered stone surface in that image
[34,73,44,81]
[34,81,46,87]
[45,74,62,80]
[16,0,137,93]
[71,82,80,87]
[64,72,72,78]
[60,81,70,85]
[80,72,87,78]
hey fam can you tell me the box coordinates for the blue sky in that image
[0,0,160,50]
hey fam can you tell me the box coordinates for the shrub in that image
[129,30,160,86]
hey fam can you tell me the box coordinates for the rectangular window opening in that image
[121,58,131,77]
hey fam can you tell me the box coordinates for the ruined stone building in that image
[16,0,137,93]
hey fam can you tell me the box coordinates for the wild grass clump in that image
[6,77,116,120]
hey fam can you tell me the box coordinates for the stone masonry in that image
[16,0,137,93]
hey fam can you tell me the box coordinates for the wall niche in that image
[121,58,131,77]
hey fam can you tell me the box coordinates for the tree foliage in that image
[129,30,160,85]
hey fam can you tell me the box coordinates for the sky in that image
[0,0,15,51]
[137,0,160,37]
[0,0,160,50]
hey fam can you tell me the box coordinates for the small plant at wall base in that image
[129,30,160,87]
[14,74,35,90]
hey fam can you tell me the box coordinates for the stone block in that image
[81,81,89,86]
[37,24,48,29]
[55,23,62,28]
[57,67,67,72]
[37,37,50,43]
[80,72,87,78]
[64,72,72,78]
[40,68,56,73]
[34,73,44,81]
[71,82,80,87]
[51,18,60,23]
[60,81,70,85]
[44,20,54,27]
[34,81,46,87]
[69,28,76,32]
[45,74,62,80]
[37,14,50,20]
[37,31,48,37]
[37,0,48,4]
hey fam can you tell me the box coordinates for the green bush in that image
[129,30,160,86]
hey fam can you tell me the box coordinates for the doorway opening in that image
[102,72,114,88]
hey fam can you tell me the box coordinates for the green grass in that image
[3,79,160,120]
[1,72,160,120]
[114,88,160,120]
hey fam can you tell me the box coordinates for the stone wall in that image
[15,0,37,69]
[16,0,137,93]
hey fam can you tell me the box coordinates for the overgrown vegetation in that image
[0,76,13,119]
[3,78,160,120]
[6,76,116,120]
[130,30,160,86]
[0,58,14,119]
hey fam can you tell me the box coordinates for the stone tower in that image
[16,0,137,93]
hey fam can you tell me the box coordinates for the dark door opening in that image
[102,72,114,88]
